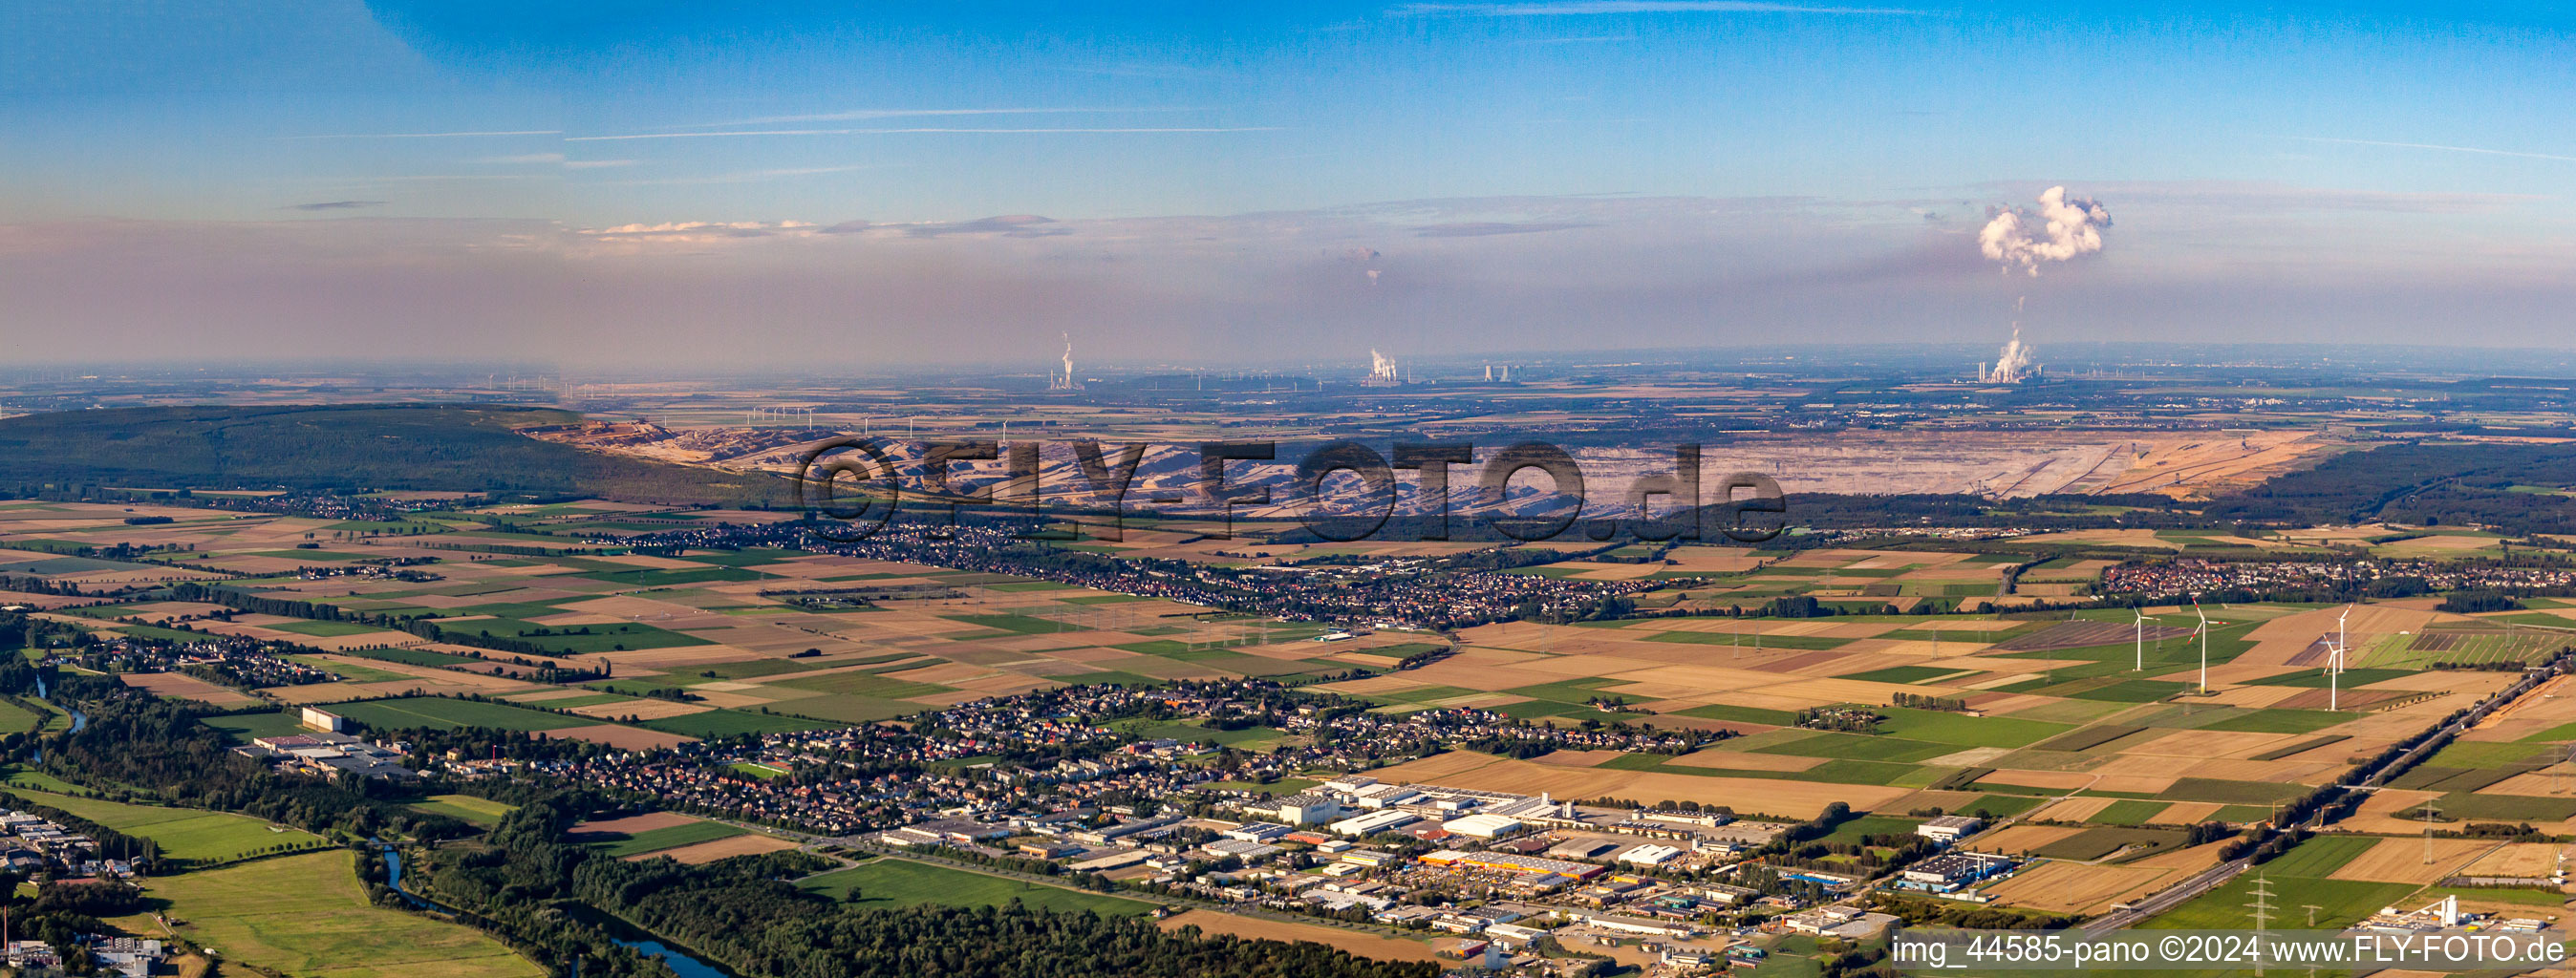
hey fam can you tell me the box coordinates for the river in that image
[25,674,86,764]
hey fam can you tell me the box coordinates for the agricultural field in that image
[4,788,324,863]
[408,795,518,828]
[799,857,1161,916]
[566,811,793,861]
[107,850,546,978]
[1981,840,2234,914]
[8,500,1445,733]
[590,820,753,859]
[2141,835,2440,931]
[1154,910,1443,965]
[0,697,44,735]
[13,490,2576,939]
[1313,595,2520,841]
[328,696,600,734]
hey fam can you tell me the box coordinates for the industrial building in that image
[1329,809,1420,837]
[1441,813,1523,839]
[1916,815,1984,843]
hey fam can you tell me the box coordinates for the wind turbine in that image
[2192,598,2211,693]
[2134,608,2160,671]
[2325,634,2345,711]
[2337,605,2353,673]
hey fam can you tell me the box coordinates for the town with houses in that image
[412,676,2039,974]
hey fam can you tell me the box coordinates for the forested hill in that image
[0,404,788,506]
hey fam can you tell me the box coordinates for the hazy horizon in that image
[6,3,2572,367]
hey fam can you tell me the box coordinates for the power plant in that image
[1363,348,1404,386]
[1048,333,1082,391]
[1982,325,2042,384]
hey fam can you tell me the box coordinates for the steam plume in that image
[1979,185,2112,277]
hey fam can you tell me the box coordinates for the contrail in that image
[2298,136,2576,163]
[567,127,1281,141]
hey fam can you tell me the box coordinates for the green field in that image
[268,619,388,637]
[1818,815,1922,845]
[2144,838,2411,931]
[584,819,749,858]
[1835,665,1970,685]
[1872,707,2073,749]
[1673,703,1803,726]
[0,767,89,795]
[0,697,43,735]
[331,696,596,733]
[2029,826,2185,861]
[941,613,1071,635]
[344,647,492,669]
[110,850,545,978]
[2195,708,2353,734]
[2136,839,2413,932]
[201,711,311,742]
[409,795,518,828]
[288,654,416,683]
[2,788,324,862]
[799,857,1158,915]
[766,695,925,724]
[1750,731,1957,763]
[434,618,714,654]
[2087,799,2173,826]
[770,670,955,699]
[635,708,841,738]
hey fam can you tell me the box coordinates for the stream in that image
[25,674,87,764]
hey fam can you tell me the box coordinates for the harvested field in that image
[567,698,710,720]
[1985,861,2179,914]
[1533,750,1630,768]
[1155,910,1440,964]
[2460,842,2564,879]
[2157,802,2224,824]
[1993,621,2194,653]
[2327,838,2495,884]
[2129,728,2308,759]
[1976,825,2086,855]
[120,671,258,707]
[2131,839,2238,871]
[633,834,800,864]
[2029,797,2117,822]
[1921,746,2012,768]
[569,812,700,837]
[2339,789,2448,834]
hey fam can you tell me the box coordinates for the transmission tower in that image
[2245,874,2276,977]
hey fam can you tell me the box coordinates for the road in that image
[2077,658,2563,932]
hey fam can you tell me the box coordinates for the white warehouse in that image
[1618,843,1684,867]
[1329,809,1420,838]
[1441,814,1523,839]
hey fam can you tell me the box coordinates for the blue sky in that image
[2,2,2570,366]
